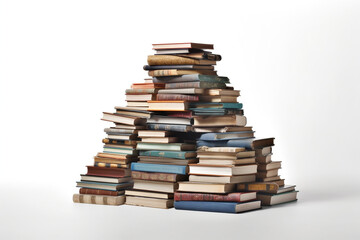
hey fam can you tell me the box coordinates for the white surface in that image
[1,0,360,239]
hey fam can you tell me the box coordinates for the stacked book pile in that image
[73,108,147,206]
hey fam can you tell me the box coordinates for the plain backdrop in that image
[1,0,360,239]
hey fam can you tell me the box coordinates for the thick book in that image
[174,192,256,202]
[257,191,298,206]
[86,166,131,178]
[147,123,192,132]
[152,42,214,50]
[133,180,178,193]
[174,200,261,213]
[131,171,187,182]
[256,154,272,164]
[165,81,226,89]
[255,146,272,156]
[125,190,173,199]
[147,100,188,111]
[137,130,169,138]
[148,55,216,66]
[131,162,188,174]
[148,69,217,77]
[156,94,199,102]
[257,169,279,178]
[125,94,155,102]
[177,182,235,193]
[189,174,256,184]
[126,196,174,209]
[79,188,125,196]
[139,150,196,159]
[101,112,146,126]
[144,65,214,70]
[136,142,196,151]
[76,181,133,191]
[93,156,129,165]
[189,164,258,177]
[193,115,247,127]
[73,194,125,206]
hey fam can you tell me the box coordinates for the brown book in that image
[255,146,272,156]
[79,188,124,196]
[237,182,279,193]
[256,154,272,164]
[272,179,285,187]
[73,194,125,206]
[252,138,275,149]
[94,156,130,165]
[96,152,136,160]
[257,161,282,171]
[148,55,216,66]
[257,191,298,206]
[256,176,281,182]
[152,42,214,50]
[256,169,279,179]
[86,166,131,178]
[131,171,187,182]
[148,69,217,77]
[199,95,238,103]
[193,115,246,127]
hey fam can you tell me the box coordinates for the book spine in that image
[148,69,178,77]
[148,55,197,65]
[139,150,188,159]
[79,188,119,196]
[73,194,124,205]
[147,123,189,132]
[87,166,130,178]
[174,192,241,202]
[203,53,222,61]
[166,111,193,118]
[165,82,200,89]
[102,138,127,144]
[156,94,199,102]
[174,201,236,213]
[131,162,187,174]
[125,88,156,94]
[131,171,178,182]
[94,162,128,168]
[237,183,278,192]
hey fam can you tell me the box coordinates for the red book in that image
[86,166,131,178]
[79,188,124,196]
[166,111,193,118]
[174,192,257,202]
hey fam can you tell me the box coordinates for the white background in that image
[1,0,360,239]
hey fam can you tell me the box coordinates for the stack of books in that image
[125,81,165,110]
[73,108,146,206]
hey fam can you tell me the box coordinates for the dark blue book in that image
[199,133,254,141]
[174,201,261,213]
[147,123,191,132]
[131,162,187,174]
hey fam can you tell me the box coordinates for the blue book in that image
[174,201,261,213]
[139,150,196,159]
[131,162,187,174]
[199,133,254,141]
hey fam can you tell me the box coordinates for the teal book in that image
[136,142,196,151]
[139,150,196,159]
[131,162,187,174]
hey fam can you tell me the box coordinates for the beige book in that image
[125,196,174,209]
[133,180,178,193]
[189,174,256,184]
[125,190,173,199]
[189,164,258,176]
[178,182,235,193]
[193,115,246,127]
[73,194,125,206]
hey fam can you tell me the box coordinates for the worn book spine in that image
[147,123,190,132]
[87,166,131,178]
[237,182,279,193]
[131,162,187,174]
[79,188,120,196]
[125,88,156,94]
[73,194,125,205]
[139,150,191,159]
[94,162,129,168]
[148,55,199,65]
[131,171,180,182]
[174,192,249,202]
[156,94,199,101]
[166,111,193,118]
[165,81,226,89]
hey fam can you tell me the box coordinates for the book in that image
[189,164,258,176]
[193,115,246,127]
[80,175,132,183]
[133,180,178,193]
[147,115,192,125]
[113,124,146,130]
[136,142,196,151]
[147,101,188,111]
[131,83,165,89]
[256,169,279,178]
[148,55,216,66]
[197,138,274,150]
[193,126,253,133]
[165,81,226,89]
[138,157,197,165]
[158,88,204,95]
[76,181,133,191]
[192,102,242,109]
[125,190,173,199]
[196,150,255,159]
[189,174,256,184]
[256,176,281,182]
[177,52,221,61]
[125,94,155,101]
[199,132,255,141]
[174,192,256,202]
[255,147,272,156]
[139,150,196,159]
[152,42,214,50]
[174,200,261,213]
[177,182,235,193]
[104,127,138,134]
[140,137,178,143]
[143,65,214,70]
[204,89,240,96]
[257,161,282,171]
[256,154,272,164]
[86,166,131,178]
[137,130,169,138]
[154,48,207,54]
[257,191,298,206]
[101,112,146,126]
[125,88,158,94]
[73,194,125,206]
[153,74,229,83]
[126,196,173,209]
[94,162,129,168]
[199,95,238,103]
[148,69,217,77]
[131,171,187,182]
[198,157,256,166]
[131,162,187,175]
[93,157,129,165]
[79,188,125,196]
[147,123,192,132]
[156,94,199,102]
